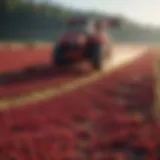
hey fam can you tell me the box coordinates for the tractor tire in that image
[53,45,61,65]
[54,45,65,66]
[91,46,102,70]
[91,44,111,71]
[54,45,72,67]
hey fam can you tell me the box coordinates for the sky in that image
[49,0,160,26]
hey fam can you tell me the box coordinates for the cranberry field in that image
[0,44,158,159]
[0,44,52,73]
[0,44,87,99]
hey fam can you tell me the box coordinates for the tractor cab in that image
[59,18,93,45]
[66,18,89,33]
[66,17,119,33]
[59,17,119,44]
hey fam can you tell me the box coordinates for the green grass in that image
[0,41,53,48]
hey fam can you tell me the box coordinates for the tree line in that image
[0,0,160,43]
[0,0,75,41]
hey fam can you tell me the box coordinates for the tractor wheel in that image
[54,45,65,66]
[54,45,72,68]
[91,44,111,71]
[53,45,61,66]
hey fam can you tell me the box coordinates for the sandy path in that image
[104,45,148,70]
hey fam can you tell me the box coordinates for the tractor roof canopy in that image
[66,17,120,32]
[66,17,88,32]
[68,17,120,27]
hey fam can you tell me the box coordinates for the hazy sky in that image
[50,0,160,26]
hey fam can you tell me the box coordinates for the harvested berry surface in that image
[0,51,158,160]
[0,45,146,99]
[0,44,89,99]
[0,68,84,99]
[0,45,52,73]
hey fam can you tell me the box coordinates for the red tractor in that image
[53,17,120,71]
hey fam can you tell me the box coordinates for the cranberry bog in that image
[0,43,91,98]
[0,43,143,99]
[0,43,53,73]
[0,44,159,159]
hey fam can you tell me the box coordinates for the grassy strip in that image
[0,51,146,110]
[0,40,52,45]
[0,41,53,48]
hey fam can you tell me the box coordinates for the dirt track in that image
[104,44,148,70]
